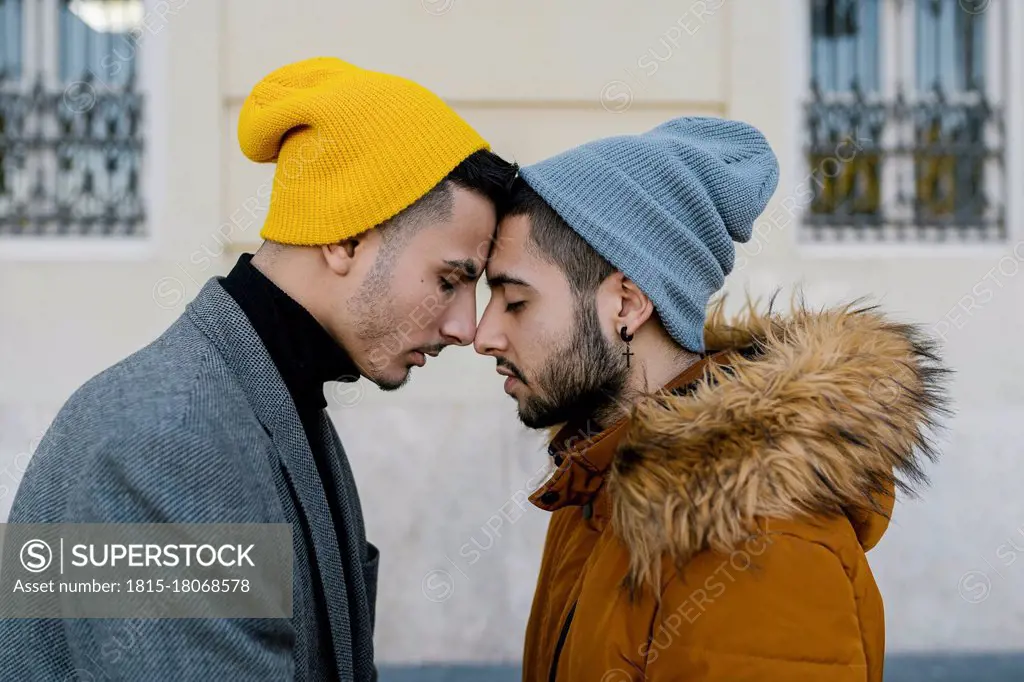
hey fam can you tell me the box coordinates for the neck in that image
[639,345,702,394]
[594,337,702,427]
[251,248,329,326]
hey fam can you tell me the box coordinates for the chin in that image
[371,365,412,392]
[518,412,557,430]
[517,399,561,430]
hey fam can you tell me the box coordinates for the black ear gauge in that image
[620,326,634,367]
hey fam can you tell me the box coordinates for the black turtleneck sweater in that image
[220,253,359,532]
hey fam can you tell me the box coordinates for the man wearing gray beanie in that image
[474,117,948,681]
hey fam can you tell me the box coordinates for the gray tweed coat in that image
[0,277,378,681]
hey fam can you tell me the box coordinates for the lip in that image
[503,375,519,394]
[411,351,426,367]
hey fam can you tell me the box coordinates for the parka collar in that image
[529,353,724,512]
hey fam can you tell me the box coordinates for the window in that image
[0,0,144,238]
[805,0,1006,242]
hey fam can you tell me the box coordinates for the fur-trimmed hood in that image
[609,298,951,590]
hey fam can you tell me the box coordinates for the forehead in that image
[395,188,495,274]
[450,187,497,247]
[488,214,541,271]
[487,214,576,299]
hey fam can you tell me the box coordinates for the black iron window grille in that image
[0,0,144,238]
[806,0,1006,242]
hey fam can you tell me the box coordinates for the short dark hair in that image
[503,178,616,299]
[446,148,519,211]
[369,149,517,277]
[380,149,517,237]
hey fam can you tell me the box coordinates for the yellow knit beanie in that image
[237,57,490,245]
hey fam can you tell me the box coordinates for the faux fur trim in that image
[609,294,952,592]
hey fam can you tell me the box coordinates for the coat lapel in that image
[268,406,355,680]
[185,278,357,679]
[319,413,378,679]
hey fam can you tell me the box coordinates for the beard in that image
[515,300,629,430]
[346,267,411,392]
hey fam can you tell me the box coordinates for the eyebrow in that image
[443,259,481,280]
[485,273,532,290]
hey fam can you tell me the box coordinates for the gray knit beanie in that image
[519,116,779,352]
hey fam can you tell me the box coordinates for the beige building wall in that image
[1,0,1023,664]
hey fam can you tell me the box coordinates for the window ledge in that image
[798,241,1018,261]
[0,237,157,261]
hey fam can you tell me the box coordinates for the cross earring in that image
[620,326,634,368]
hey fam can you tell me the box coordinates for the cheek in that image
[391,279,449,335]
[510,315,560,367]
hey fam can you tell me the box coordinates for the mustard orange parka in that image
[522,302,948,682]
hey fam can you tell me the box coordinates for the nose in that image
[439,288,477,347]
[473,296,507,357]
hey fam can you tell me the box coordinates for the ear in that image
[613,274,654,338]
[321,237,364,277]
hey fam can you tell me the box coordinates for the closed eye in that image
[442,259,481,293]
[505,301,526,313]
[440,271,466,292]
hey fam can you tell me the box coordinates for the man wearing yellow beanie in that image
[1,57,516,682]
